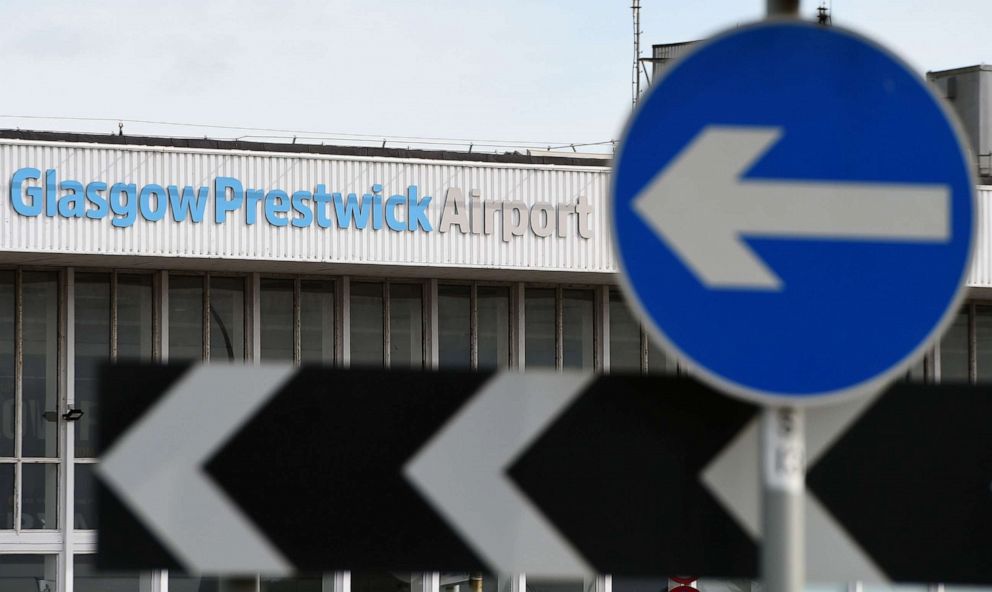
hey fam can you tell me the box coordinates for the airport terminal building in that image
[0,129,989,592]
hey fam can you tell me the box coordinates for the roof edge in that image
[0,129,612,168]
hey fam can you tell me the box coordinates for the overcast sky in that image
[0,0,989,152]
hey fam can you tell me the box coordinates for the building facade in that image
[0,131,988,592]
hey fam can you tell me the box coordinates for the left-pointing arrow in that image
[632,126,951,290]
[404,371,595,578]
[98,365,296,574]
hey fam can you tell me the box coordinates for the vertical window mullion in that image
[293,279,302,366]
[555,286,564,371]
[383,282,391,368]
[470,284,479,370]
[109,272,118,362]
[202,275,210,362]
[14,268,22,534]
[969,301,977,383]
[640,329,649,374]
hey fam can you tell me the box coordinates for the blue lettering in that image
[245,188,264,225]
[168,185,208,223]
[10,168,43,217]
[85,182,108,219]
[314,184,333,228]
[109,183,137,228]
[334,192,372,229]
[264,189,290,227]
[139,184,168,222]
[214,177,244,224]
[385,194,405,231]
[58,180,85,218]
[408,186,432,231]
[45,169,57,217]
[291,191,313,228]
[370,184,383,230]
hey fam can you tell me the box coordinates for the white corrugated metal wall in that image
[0,140,613,275]
[2,140,991,288]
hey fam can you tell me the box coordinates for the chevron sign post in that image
[97,364,992,583]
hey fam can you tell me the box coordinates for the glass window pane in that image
[261,279,294,362]
[646,334,672,374]
[351,283,384,367]
[0,554,56,592]
[22,463,57,529]
[300,280,335,364]
[940,309,969,382]
[976,305,992,382]
[117,274,154,361]
[390,284,423,368]
[74,273,110,459]
[74,554,141,592]
[0,463,12,528]
[22,272,58,458]
[562,289,595,369]
[528,580,584,592]
[260,575,323,592]
[438,285,471,369]
[905,355,926,382]
[477,286,510,369]
[168,574,225,592]
[0,271,14,458]
[74,463,96,530]
[209,277,245,361]
[169,276,203,361]
[352,573,412,592]
[609,291,641,372]
[525,288,556,369]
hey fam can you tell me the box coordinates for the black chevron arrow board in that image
[95,365,992,583]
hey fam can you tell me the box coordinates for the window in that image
[0,554,57,592]
[438,285,471,368]
[351,283,384,367]
[73,554,141,591]
[976,305,992,382]
[260,278,294,362]
[0,271,61,531]
[389,284,423,369]
[261,278,336,364]
[526,287,597,371]
[73,272,154,530]
[562,289,595,369]
[169,275,246,362]
[525,288,556,369]
[300,280,335,364]
[169,275,204,361]
[477,286,510,369]
[940,309,969,382]
[609,291,641,372]
[439,284,510,370]
[350,282,423,368]
[210,277,246,362]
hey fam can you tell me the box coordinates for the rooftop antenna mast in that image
[632,0,642,107]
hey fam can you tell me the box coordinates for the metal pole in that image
[761,406,805,592]
[767,0,800,17]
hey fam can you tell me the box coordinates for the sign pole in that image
[761,407,805,592]
[761,3,803,591]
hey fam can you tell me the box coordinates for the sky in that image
[0,0,989,153]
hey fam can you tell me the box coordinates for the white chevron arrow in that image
[98,365,296,574]
[633,126,951,290]
[701,392,888,582]
[404,371,595,578]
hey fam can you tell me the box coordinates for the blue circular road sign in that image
[611,21,976,404]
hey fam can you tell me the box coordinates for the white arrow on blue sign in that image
[611,21,976,404]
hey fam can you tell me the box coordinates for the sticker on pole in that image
[610,21,975,405]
